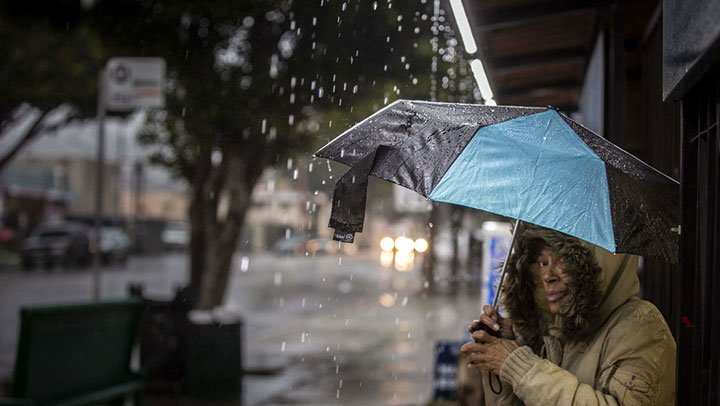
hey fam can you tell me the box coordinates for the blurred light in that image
[414,238,429,253]
[449,0,477,54]
[394,236,415,252]
[380,236,395,252]
[379,293,396,307]
[470,59,494,101]
[394,250,414,272]
[380,250,394,267]
[306,239,320,253]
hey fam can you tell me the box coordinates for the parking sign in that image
[105,57,165,111]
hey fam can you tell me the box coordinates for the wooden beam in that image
[497,80,584,99]
[472,0,608,31]
[486,48,589,70]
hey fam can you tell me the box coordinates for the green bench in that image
[0,299,145,406]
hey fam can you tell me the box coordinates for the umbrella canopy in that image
[316,100,679,263]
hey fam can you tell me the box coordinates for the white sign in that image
[105,57,166,111]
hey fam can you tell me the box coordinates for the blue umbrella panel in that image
[315,100,679,263]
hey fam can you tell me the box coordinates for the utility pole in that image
[92,69,106,300]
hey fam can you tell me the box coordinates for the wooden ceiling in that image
[465,0,607,111]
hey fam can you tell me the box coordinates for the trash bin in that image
[129,284,192,394]
[184,309,243,401]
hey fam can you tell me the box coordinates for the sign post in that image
[93,57,165,300]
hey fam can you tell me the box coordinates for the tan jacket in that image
[481,239,676,405]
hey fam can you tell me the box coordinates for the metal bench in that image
[0,299,144,406]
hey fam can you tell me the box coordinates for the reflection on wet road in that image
[0,252,480,405]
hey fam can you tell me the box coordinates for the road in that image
[0,251,482,405]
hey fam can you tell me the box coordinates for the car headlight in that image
[380,236,395,252]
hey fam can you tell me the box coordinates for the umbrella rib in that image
[315,100,403,155]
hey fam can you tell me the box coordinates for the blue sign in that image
[486,236,508,305]
[433,340,464,400]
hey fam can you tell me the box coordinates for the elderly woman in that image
[461,226,676,405]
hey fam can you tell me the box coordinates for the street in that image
[0,251,481,405]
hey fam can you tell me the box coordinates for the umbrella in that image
[315,99,679,263]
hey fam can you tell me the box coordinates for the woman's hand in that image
[461,330,519,375]
[468,305,515,339]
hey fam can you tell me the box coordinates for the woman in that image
[460,226,676,405]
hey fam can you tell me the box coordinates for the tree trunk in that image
[450,205,463,293]
[188,186,208,304]
[187,147,213,305]
[423,202,439,294]
[197,154,259,310]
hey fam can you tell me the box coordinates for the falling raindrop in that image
[240,256,250,272]
[281,341,286,352]
[274,272,282,286]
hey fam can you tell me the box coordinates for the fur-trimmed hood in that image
[502,225,639,352]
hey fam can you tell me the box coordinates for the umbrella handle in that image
[491,218,521,309]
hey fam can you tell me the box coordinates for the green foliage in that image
[1,0,476,175]
[0,4,104,127]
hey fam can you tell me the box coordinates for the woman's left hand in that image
[460,330,519,375]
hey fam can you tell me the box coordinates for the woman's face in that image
[537,247,572,316]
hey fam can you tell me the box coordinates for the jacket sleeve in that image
[498,304,675,405]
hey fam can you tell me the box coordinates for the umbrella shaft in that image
[492,218,521,309]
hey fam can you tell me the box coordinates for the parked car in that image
[161,222,190,251]
[89,227,131,265]
[21,222,91,270]
[272,236,308,256]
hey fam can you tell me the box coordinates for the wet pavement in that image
[0,251,481,405]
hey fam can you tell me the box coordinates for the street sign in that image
[105,57,166,111]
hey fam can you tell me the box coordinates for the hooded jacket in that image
[481,228,676,405]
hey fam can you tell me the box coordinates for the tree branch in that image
[0,104,75,171]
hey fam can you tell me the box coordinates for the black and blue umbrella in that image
[315,100,679,263]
